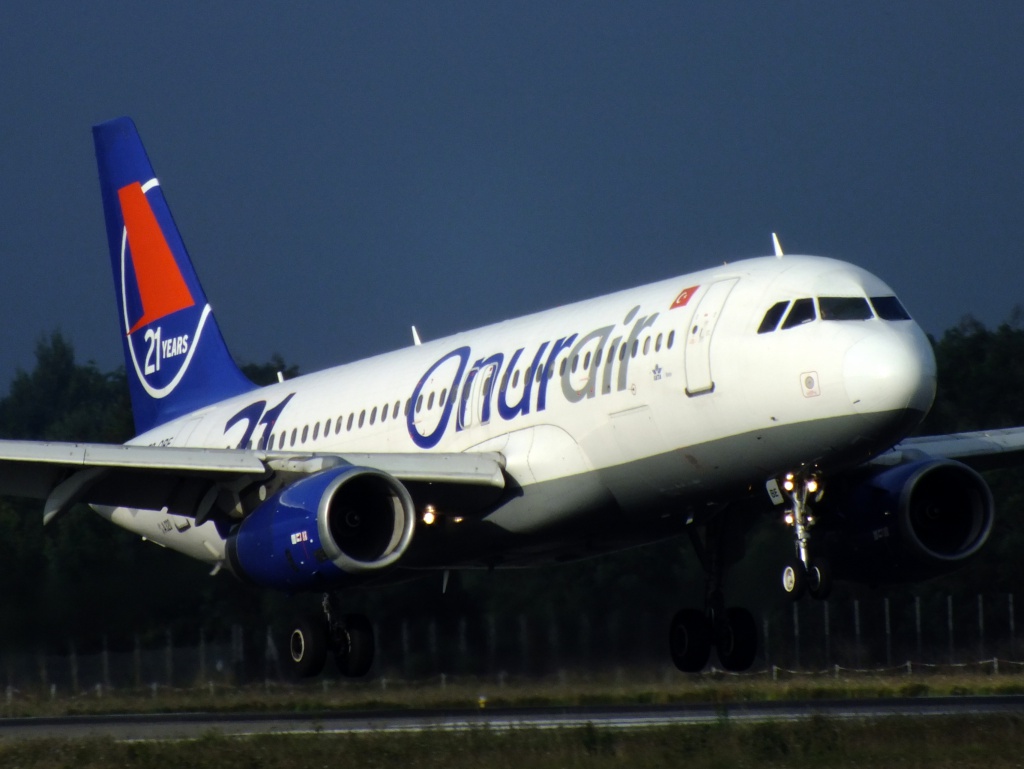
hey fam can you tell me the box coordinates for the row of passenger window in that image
[757,295,911,334]
[265,329,679,449]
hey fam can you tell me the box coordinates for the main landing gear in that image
[779,472,833,601]
[288,593,375,678]
[669,515,758,673]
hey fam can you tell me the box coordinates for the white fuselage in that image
[98,255,936,569]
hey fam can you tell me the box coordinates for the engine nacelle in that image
[819,458,994,583]
[226,465,416,591]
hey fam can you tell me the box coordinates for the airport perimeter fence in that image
[1,592,1023,696]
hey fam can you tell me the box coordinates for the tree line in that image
[0,318,1023,660]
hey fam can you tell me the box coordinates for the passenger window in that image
[780,298,816,329]
[428,392,435,410]
[336,417,343,435]
[393,401,400,419]
[347,413,354,431]
[301,425,308,443]
[667,331,675,349]
[279,432,286,449]
[440,388,448,405]
[819,296,873,321]
[359,410,365,428]
[757,301,790,334]
[416,395,423,413]
[571,355,578,373]
[381,403,388,422]
[631,340,638,358]
[871,295,912,321]
[370,407,377,425]
[559,359,567,376]
[312,423,319,441]
[655,333,662,352]
[583,353,591,370]
[290,428,297,446]
[512,370,520,388]
[643,337,651,355]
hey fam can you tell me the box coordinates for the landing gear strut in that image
[669,515,758,673]
[287,594,375,678]
[779,473,832,601]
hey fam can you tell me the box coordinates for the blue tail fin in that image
[93,117,255,435]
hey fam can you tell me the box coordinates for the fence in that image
[2,593,1021,694]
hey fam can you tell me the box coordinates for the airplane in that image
[0,116,1018,678]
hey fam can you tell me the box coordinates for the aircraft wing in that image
[0,440,506,525]
[882,427,1024,470]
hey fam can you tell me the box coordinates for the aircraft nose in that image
[842,327,936,417]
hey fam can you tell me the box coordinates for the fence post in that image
[69,641,79,695]
[1010,594,1016,660]
[199,628,207,682]
[884,597,892,668]
[792,603,801,670]
[853,600,861,669]
[518,614,529,673]
[978,594,985,661]
[915,596,922,662]
[823,600,831,668]
[165,629,173,687]
[102,635,111,692]
[947,595,955,664]
[133,634,141,689]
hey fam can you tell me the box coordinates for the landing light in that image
[422,506,437,525]
[806,479,819,494]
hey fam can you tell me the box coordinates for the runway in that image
[0,696,1022,741]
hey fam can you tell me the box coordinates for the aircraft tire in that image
[715,607,757,672]
[289,615,328,678]
[807,557,833,600]
[781,559,806,601]
[334,613,375,677]
[669,609,712,673]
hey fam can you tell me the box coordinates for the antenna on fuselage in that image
[772,233,784,258]
[411,326,422,346]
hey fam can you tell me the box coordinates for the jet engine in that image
[226,465,416,591]
[819,458,993,583]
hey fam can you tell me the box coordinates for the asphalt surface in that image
[0,696,1022,741]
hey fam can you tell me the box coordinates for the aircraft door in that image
[458,363,498,430]
[684,278,738,396]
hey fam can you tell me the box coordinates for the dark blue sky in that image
[1,2,1023,379]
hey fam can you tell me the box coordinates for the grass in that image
[2,667,1024,718]
[1,715,1023,768]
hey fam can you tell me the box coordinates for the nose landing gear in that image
[779,473,832,600]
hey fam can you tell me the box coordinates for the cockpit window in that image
[757,301,790,334]
[780,298,816,329]
[819,296,873,321]
[870,295,912,321]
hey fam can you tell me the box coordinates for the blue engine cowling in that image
[226,465,416,591]
[819,458,994,583]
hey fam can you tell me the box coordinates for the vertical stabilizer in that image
[93,117,254,434]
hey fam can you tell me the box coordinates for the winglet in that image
[412,326,422,346]
[772,232,784,258]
